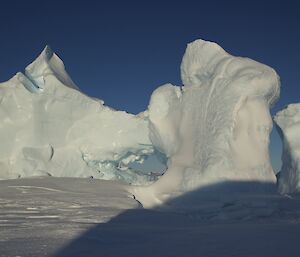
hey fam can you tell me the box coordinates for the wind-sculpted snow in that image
[132,39,280,208]
[274,104,300,193]
[0,46,155,184]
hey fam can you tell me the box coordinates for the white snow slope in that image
[274,104,300,193]
[132,39,280,208]
[0,46,155,184]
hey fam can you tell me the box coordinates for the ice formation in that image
[131,39,280,208]
[274,104,300,194]
[0,46,155,184]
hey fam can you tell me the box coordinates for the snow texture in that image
[132,39,280,208]
[0,46,155,184]
[1,177,300,257]
[274,104,300,193]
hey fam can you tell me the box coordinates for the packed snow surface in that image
[0,46,155,184]
[1,177,300,257]
[275,104,300,193]
[132,39,280,208]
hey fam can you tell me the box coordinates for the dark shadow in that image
[52,181,300,257]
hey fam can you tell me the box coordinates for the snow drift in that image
[274,104,300,193]
[0,46,155,184]
[132,39,280,208]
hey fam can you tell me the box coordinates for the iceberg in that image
[131,39,280,208]
[0,40,281,201]
[0,46,155,184]
[274,104,300,193]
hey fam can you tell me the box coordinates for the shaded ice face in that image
[275,104,300,193]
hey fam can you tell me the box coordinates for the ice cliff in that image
[0,46,155,184]
[274,104,300,194]
[132,39,280,208]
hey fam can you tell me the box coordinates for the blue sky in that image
[1,0,299,172]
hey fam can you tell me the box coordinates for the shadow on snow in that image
[52,181,300,257]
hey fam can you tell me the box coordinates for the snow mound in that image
[274,104,300,193]
[131,39,280,208]
[0,46,155,184]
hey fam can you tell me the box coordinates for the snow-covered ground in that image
[0,177,137,257]
[1,177,300,257]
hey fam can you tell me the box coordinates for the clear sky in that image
[1,0,299,172]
